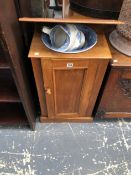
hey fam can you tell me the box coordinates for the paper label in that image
[67,63,73,68]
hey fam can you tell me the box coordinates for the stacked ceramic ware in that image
[41,24,97,53]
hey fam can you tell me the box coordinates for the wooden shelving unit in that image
[0,35,27,126]
[0,103,27,125]
[0,45,9,69]
[19,0,124,25]
[0,70,20,103]
[0,57,9,69]
[0,0,36,129]
[0,45,20,106]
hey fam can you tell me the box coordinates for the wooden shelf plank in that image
[0,70,20,102]
[0,43,9,69]
[0,57,9,69]
[19,17,124,25]
[0,103,28,125]
[0,86,20,102]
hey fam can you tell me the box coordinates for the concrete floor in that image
[0,119,131,175]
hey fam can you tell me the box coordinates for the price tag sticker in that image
[67,63,73,68]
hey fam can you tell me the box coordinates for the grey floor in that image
[0,119,131,175]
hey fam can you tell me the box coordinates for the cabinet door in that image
[96,68,131,118]
[41,59,108,119]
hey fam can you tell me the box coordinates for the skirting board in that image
[40,116,93,123]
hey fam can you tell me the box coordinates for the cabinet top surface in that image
[110,46,131,67]
[29,28,112,59]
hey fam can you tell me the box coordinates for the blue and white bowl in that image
[41,24,97,54]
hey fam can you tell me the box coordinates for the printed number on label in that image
[67,63,73,68]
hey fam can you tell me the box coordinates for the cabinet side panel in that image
[87,59,109,115]
[31,59,47,116]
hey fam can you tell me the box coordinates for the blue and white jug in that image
[42,24,85,52]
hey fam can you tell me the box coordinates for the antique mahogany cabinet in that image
[96,46,131,118]
[19,0,131,122]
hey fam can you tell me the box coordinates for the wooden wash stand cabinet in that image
[29,30,111,122]
[20,0,131,122]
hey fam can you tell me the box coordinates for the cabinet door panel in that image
[96,68,131,118]
[54,69,85,114]
[42,59,108,119]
